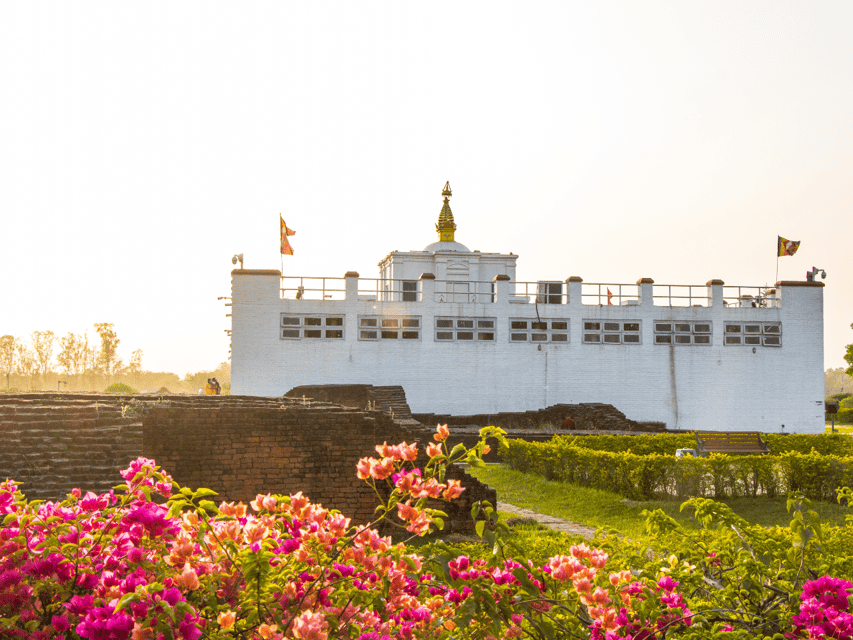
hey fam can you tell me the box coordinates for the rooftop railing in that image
[721,286,779,308]
[280,276,781,308]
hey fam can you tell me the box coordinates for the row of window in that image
[279,315,782,346]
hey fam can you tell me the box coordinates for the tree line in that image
[0,324,229,394]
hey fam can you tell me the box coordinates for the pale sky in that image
[2,2,851,376]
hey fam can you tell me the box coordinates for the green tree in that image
[126,349,143,374]
[56,332,87,376]
[826,367,853,397]
[0,335,17,388]
[15,343,36,389]
[846,322,853,378]
[94,323,121,377]
[30,330,56,377]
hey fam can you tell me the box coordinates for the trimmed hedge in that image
[500,433,853,501]
[837,408,853,424]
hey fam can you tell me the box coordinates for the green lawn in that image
[465,464,852,539]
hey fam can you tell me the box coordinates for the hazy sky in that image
[2,2,851,376]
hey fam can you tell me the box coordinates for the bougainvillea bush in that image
[2,425,853,639]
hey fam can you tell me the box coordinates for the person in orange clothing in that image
[205,378,216,395]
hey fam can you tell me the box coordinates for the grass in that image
[827,423,853,434]
[465,464,852,539]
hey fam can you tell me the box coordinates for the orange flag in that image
[281,216,295,255]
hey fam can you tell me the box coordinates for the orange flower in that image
[375,441,391,457]
[217,611,236,629]
[398,441,418,461]
[442,479,465,500]
[218,502,247,518]
[290,491,310,515]
[397,500,418,521]
[292,611,327,640]
[356,458,371,480]
[426,442,443,458]
[369,457,395,480]
[131,624,154,640]
[175,563,200,590]
[434,424,450,442]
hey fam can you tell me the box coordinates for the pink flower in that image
[179,613,202,640]
[51,615,70,632]
[292,610,328,640]
[251,494,277,512]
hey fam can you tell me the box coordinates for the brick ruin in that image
[0,393,495,531]
[0,387,665,530]
[414,403,666,432]
[285,384,665,432]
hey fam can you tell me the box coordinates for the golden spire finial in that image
[436,181,456,242]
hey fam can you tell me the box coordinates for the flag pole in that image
[774,236,780,285]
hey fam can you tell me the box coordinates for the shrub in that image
[104,382,138,394]
[6,425,853,639]
[502,434,853,500]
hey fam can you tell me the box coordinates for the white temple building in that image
[230,183,825,433]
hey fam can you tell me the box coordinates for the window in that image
[583,320,641,344]
[509,318,569,343]
[358,316,421,340]
[435,317,496,342]
[537,281,563,304]
[402,281,417,302]
[724,322,781,347]
[654,321,712,345]
[280,315,345,339]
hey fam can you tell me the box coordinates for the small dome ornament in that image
[436,181,457,242]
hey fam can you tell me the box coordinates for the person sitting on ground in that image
[205,378,215,395]
[212,377,221,395]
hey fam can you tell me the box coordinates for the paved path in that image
[497,501,597,540]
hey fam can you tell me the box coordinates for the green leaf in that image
[113,592,138,614]
[197,500,218,514]
[475,520,486,538]
[448,443,466,459]
[192,488,219,499]
[167,500,187,519]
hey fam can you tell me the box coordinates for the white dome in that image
[423,240,470,252]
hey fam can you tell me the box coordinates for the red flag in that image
[281,216,295,256]
[607,288,613,305]
[777,236,800,257]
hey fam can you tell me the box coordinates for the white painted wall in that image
[231,270,825,434]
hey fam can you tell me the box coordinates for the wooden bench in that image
[695,431,771,456]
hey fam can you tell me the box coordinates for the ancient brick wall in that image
[144,398,413,525]
[0,394,495,530]
[0,393,143,501]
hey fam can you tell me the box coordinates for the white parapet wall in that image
[230,270,825,434]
